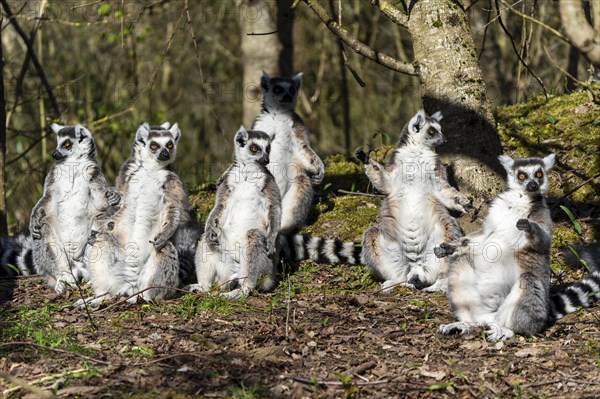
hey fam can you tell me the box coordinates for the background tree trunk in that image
[0,18,7,236]
[407,0,505,206]
[240,0,294,127]
[559,0,600,67]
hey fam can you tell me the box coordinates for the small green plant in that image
[427,381,453,391]
[227,382,261,399]
[560,205,583,235]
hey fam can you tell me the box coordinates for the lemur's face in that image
[260,71,303,111]
[51,124,94,161]
[234,126,272,166]
[499,154,556,195]
[400,110,445,148]
[135,122,181,166]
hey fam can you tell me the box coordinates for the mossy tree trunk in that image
[0,19,7,235]
[407,1,505,199]
[302,0,505,221]
[239,0,294,127]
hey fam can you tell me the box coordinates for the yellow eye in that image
[166,142,174,150]
[250,145,259,153]
[518,173,526,180]
[535,171,543,178]
[62,141,71,148]
[150,143,159,151]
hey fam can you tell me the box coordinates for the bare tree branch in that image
[301,0,417,76]
[493,0,547,99]
[0,0,60,118]
[559,0,600,66]
[369,0,409,28]
[500,0,570,45]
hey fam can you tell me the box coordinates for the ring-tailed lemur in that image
[356,110,473,293]
[435,154,600,341]
[188,126,282,299]
[28,124,120,293]
[252,71,325,234]
[0,235,34,276]
[80,122,190,308]
[188,126,361,300]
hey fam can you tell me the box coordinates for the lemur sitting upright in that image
[189,126,281,299]
[435,154,600,341]
[356,110,473,293]
[29,124,120,293]
[252,71,324,233]
[80,122,189,307]
[188,126,362,300]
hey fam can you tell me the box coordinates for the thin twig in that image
[558,173,600,203]
[493,0,548,99]
[301,0,416,76]
[0,0,61,117]
[0,371,54,399]
[284,375,389,387]
[337,189,384,198]
[2,368,89,396]
[499,0,570,44]
[247,30,279,35]
[0,342,110,365]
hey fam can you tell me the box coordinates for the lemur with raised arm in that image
[188,126,361,299]
[80,122,190,307]
[435,154,600,341]
[252,71,325,233]
[28,124,120,293]
[355,110,473,293]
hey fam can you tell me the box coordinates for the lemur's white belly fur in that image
[469,192,529,314]
[120,168,167,263]
[221,174,267,251]
[50,162,95,253]
[389,149,443,259]
[253,113,297,197]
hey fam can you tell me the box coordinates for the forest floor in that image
[1,90,599,398]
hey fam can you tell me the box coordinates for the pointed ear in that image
[542,153,556,171]
[498,154,514,172]
[261,70,271,91]
[74,125,91,142]
[136,122,150,143]
[51,123,64,134]
[235,126,248,147]
[431,111,443,122]
[160,121,171,129]
[293,72,303,89]
[411,109,426,132]
[170,123,181,142]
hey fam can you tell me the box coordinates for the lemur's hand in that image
[152,234,169,251]
[105,188,121,207]
[204,226,220,250]
[354,148,370,165]
[516,218,531,232]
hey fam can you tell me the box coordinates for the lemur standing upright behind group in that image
[80,122,190,307]
[28,124,120,293]
[435,154,600,341]
[252,71,324,233]
[356,110,473,293]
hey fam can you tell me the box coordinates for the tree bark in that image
[407,1,505,201]
[0,17,7,235]
[559,0,600,67]
[240,0,294,127]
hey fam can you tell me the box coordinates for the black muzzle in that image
[158,149,170,161]
[526,181,539,192]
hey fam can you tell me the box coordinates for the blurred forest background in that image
[0,0,598,231]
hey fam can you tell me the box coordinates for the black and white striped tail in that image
[278,234,362,265]
[0,235,36,277]
[549,245,600,322]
